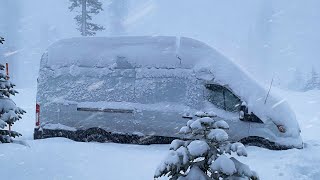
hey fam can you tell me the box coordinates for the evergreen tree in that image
[0,60,25,143]
[109,0,128,36]
[154,115,258,180]
[304,67,320,91]
[0,37,4,44]
[69,0,105,36]
[0,37,25,143]
[288,68,305,91]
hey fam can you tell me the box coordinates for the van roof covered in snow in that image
[44,36,300,139]
[46,36,209,69]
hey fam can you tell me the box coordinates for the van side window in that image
[205,84,241,112]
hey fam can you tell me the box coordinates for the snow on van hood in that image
[45,36,301,137]
[179,37,301,138]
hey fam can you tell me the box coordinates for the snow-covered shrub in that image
[154,116,258,180]
[0,63,25,143]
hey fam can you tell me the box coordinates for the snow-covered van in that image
[34,36,303,149]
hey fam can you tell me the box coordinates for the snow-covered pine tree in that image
[0,50,25,143]
[304,67,320,91]
[154,115,258,180]
[109,0,128,36]
[69,0,105,36]
[288,68,305,91]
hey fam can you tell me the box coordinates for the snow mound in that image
[230,157,258,178]
[230,143,247,157]
[170,139,188,151]
[154,150,180,177]
[208,129,229,142]
[213,120,229,129]
[187,140,210,157]
[178,166,210,180]
[179,126,192,134]
[210,155,236,175]
[189,117,215,131]
[176,146,190,165]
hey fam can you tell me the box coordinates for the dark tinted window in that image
[205,84,241,112]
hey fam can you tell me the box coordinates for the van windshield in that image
[205,84,241,112]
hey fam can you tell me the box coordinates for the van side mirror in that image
[239,101,264,123]
[239,101,248,120]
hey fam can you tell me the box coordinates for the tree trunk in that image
[81,0,87,36]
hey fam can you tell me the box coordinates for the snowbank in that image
[3,90,320,180]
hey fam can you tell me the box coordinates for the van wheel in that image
[240,136,290,150]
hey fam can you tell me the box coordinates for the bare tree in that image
[69,0,105,36]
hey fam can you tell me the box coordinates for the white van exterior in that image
[34,36,303,149]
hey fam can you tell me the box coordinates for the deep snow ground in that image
[0,89,320,180]
[0,138,168,180]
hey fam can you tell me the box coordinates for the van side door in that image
[133,68,191,137]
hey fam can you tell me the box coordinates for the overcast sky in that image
[1,0,319,87]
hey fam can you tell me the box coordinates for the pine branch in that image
[0,37,4,44]
[69,0,104,36]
